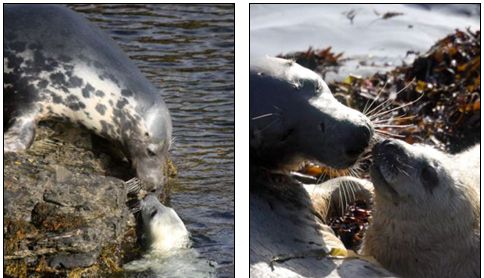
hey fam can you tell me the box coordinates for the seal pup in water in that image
[361,139,480,278]
[125,180,216,277]
[4,5,171,191]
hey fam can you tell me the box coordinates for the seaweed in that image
[283,28,480,250]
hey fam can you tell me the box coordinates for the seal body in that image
[250,57,373,171]
[362,139,480,278]
[4,4,172,191]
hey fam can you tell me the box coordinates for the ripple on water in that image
[71,4,234,277]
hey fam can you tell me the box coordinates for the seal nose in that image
[373,139,404,158]
[375,139,398,152]
[344,123,373,160]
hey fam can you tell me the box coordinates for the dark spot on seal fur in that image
[66,95,85,111]
[96,104,107,115]
[82,84,95,98]
[50,72,67,87]
[109,100,113,106]
[116,98,129,109]
[52,94,63,104]
[68,76,83,88]
[95,90,105,97]
[121,89,133,97]
[9,41,26,52]
[38,80,49,89]
[5,53,24,69]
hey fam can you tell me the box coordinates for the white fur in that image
[362,143,480,278]
[149,206,190,253]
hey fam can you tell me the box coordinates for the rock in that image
[4,122,136,276]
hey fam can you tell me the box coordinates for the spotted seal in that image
[361,139,480,278]
[4,4,171,191]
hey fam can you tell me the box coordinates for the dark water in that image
[70,4,234,277]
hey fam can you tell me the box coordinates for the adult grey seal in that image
[250,56,373,171]
[4,4,172,191]
[249,57,394,277]
[361,139,480,278]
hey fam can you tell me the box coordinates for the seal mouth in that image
[295,160,356,183]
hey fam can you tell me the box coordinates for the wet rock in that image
[4,122,135,276]
[49,252,99,269]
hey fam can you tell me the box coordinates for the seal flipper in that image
[4,117,36,152]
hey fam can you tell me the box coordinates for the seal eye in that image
[150,210,157,218]
[421,165,438,193]
[147,148,156,157]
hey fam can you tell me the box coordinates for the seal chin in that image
[370,164,399,202]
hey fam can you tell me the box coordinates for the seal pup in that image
[361,139,480,278]
[125,181,216,277]
[4,4,171,191]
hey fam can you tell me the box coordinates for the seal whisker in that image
[251,113,275,120]
[372,115,416,124]
[363,79,389,115]
[366,78,416,118]
[369,91,424,121]
[375,129,406,139]
[374,124,414,128]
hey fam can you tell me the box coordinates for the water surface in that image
[71,4,234,277]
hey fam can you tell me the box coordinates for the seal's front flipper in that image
[4,117,36,153]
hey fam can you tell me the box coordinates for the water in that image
[70,4,234,277]
[250,4,479,81]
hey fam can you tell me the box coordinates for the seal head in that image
[371,139,454,206]
[250,57,373,170]
[136,194,190,252]
[363,139,480,278]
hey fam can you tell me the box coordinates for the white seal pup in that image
[4,4,172,191]
[361,139,480,278]
[124,193,216,277]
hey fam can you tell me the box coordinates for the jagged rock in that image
[4,122,135,276]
